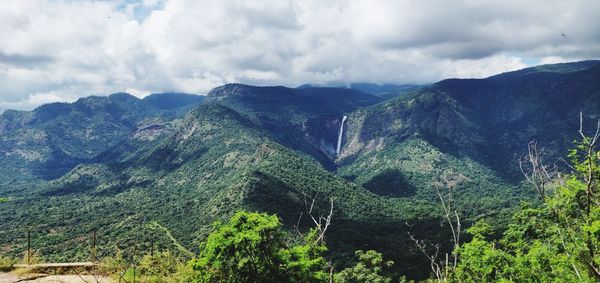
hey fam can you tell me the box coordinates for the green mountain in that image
[0,61,599,280]
[297,82,425,99]
[0,92,203,191]
[0,103,440,278]
[204,84,383,168]
[338,60,600,203]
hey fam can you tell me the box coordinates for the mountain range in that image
[0,60,599,280]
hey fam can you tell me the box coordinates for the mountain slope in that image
[1,61,599,281]
[205,84,384,167]
[297,82,425,99]
[0,92,202,191]
[337,60,600,201]
[0,104,442,279]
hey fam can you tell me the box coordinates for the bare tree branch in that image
[519,140,559,200]
[407,229,444,281]
[407,172,462,282]
[577,112,600,279]
[300,193,334,244]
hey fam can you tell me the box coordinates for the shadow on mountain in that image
[327,217,455,281]
[362,169,416,198]
[31,149,85,181]
[243,170,452,281]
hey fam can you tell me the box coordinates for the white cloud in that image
[1,0,599,112]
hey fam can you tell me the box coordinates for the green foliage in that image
[97,249,194,283]
[0,256,17,272]
[0,197,7,203]
[136,250,193,283]
[335,250,395,283]
[189,210,329,283]
[0,92,198,186]
[190,211,286,282]
[453,138,600,282]
[278,229,330,282]
[453,228,508,282]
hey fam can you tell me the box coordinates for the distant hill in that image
[298,82,425,99]
[0,92,203,188]
[205,84,384,167]
[338,60,600,200]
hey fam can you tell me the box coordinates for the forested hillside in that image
[0,93,203,190]
[339,61,600,201]
[0,61,599,281]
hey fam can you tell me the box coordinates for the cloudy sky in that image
[1,0,599,112]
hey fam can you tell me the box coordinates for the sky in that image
[1,0,599,112]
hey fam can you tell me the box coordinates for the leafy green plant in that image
[0,256,17,272]
[335,250,396,283]
[133,250,193,283]
[189,210,329,283]
[453,128,600,282]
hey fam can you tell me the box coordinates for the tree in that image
[334,250,396,283]
[519,140,558,200]
[408,170,462,281]
[453,113,600,282]
[189,210,329,283]
[452,221,508,282]
[0,197,7,203]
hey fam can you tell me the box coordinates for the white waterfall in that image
[336,115,348,155]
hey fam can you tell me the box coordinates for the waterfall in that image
[336,115,348,155]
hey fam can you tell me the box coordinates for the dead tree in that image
[407,227,445,281]
[578,112,600,215]
[295,192,334,244]
[295,192,335,281]
[434,180,461,272]
[408,171,462,282]
[519,140,558,200]
[577,113,600,279]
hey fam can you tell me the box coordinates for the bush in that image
[189,210,329,283]
[0,256,17,272]
[335,250,395,283]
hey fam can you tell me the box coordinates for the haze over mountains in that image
[0,60,599,279]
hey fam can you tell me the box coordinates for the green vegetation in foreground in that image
[190,211,329,283]
[450,137,600,282]
[104,134,600,282]
[1,134,597,282]
[105,210,397,283]
[335,250,397,283]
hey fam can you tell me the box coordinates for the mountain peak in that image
[207,83,290,98]
[491,60,600,79]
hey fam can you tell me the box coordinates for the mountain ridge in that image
[1,60,599,280]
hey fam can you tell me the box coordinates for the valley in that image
[1,61,599,280]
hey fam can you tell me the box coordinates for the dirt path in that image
[0,273,19,283]
[0,273,113,283]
